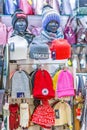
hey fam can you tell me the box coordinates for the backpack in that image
[4,0,19,15]
[0,22,7,45]
[33,69,55,99]
[10,70,31,98]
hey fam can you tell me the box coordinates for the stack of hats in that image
[42,5,60,30]
[29,40,49,60]
[50,39,71,60]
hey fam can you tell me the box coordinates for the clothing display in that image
[0,1,87,130]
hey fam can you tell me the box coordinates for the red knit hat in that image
[31,100,55,128]
[50,39,71,60]
[33,69,55,99]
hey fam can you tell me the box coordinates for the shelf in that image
[71,44,87,47]
[12,58,68,65]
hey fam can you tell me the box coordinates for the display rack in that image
[3,42,74,130]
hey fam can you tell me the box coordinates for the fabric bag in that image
[52,0,60,14]
[59,0,73,15]
[64,16,76,45]
[0,90,5,115]
[32,0,44,15]
[80,79,87,130]
[4,0,19,15]
[77,18,87,44]
[77,0,87,15]
[33,69,55,99]
[0,0,4,14]
[19,0,33,15]
[8,35,28,60]
[0,22,7,45]
[10,70,31,98]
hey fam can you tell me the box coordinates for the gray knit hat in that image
[29,41,49,60]
[12,9,28,29]
[42,5,60,30]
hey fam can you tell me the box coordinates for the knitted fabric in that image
[42,5,60,30]
[56,69,75,98]
[12,9,28,29]
[31,100,55,128]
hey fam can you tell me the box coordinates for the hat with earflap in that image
[42,4,60,30]
[12,9,28,29]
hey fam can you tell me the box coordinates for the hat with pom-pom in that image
[12,9,28,29]
[42,5,60,30]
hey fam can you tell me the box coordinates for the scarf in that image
[41,27,64,43]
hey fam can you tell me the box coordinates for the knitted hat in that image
[31,100,55,128]
[56,69,75,98]
[52,70,62,91]
[50,39,71,60]
[29,40,49,60]
[42,5,60,30]
[12,9,28,29]
[53,101,72,127]
[33,69,55,99]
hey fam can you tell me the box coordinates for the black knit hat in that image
[12,9,28,29]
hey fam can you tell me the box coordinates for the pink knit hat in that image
[56,69,75,98]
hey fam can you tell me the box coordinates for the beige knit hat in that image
[53,101,72,127]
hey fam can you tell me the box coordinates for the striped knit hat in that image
[42,5,60,30]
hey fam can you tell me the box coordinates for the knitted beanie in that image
[33,69,55,99]
[31,100,55,128]
[56,69,75,98]
[42,5,60,30]
[12,9,28,29]
[52,70,62,91]
[50,39,71,60]
[29,40,49,60]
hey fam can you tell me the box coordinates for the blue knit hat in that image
[42,5,60,30]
